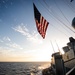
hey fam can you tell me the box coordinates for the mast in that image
[50,41,55,53]
[55,40,61,54]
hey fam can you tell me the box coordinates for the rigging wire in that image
[49,18,72,37]
[43,0,66,23]
[64,0,75,13]
[37,0,73,37]
[38,0,75,36]
[67,0,75,9]
[43,0,75,33]
[54,0,75,35]
[33,0,75,37]
[43,0,69,25]
[54,0,70,24]
[49,23,70,37]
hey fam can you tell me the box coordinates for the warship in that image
[42,12,75,75]
[42,37,75,75]
[33,18,75,75]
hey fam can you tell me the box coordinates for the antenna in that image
[50,40,55,53]
[55,40,61,54]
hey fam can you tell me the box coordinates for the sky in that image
[0,0,75,62]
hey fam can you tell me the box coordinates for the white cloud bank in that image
[0,36,23,50]
[12,23,43,44]
[3,36,11,42]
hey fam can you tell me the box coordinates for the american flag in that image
[33,3,49,39]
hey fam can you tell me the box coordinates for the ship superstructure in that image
[42,37,75,75]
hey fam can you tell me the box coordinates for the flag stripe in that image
[33,3,49,39]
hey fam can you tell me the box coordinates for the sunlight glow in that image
[0,39,67,62]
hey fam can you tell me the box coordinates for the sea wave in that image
[0,62,50,75]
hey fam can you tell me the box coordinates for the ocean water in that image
[0,62,50,75]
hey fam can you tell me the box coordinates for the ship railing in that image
[66,66,75,75]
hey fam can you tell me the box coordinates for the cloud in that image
[0,36,24,60]
[0,39,3,43]
[0,47,11,55]
[6,42,23,50]
[0,36,11,43]
[3,36,11,42]
[12,23,43,44]
[0,36,23,50]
